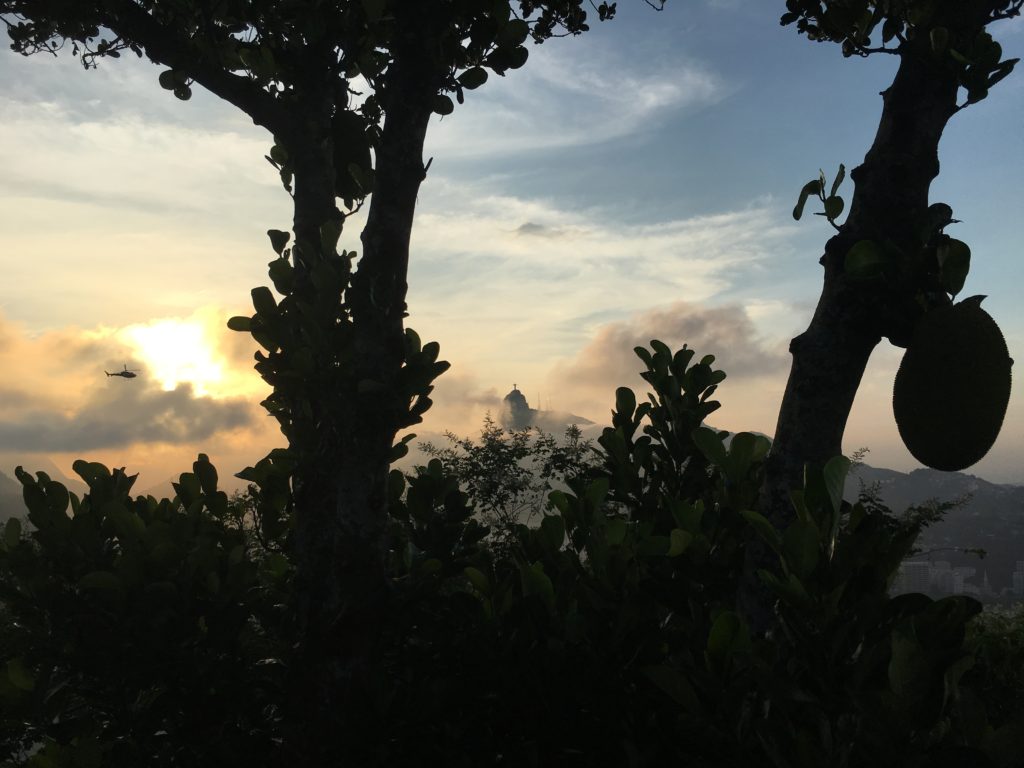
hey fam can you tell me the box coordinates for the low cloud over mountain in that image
[417,370,504,436]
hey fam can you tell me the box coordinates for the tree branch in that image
[991,1,1024,23]
[106,1,288,136]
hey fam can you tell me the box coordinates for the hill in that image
[850,465,1024,597]
[0,470,23,521]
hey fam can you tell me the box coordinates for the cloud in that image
[424,35,727,158]
[0,312,259,453]
[515,222,567,238]
[0,102,276,220]
[414,368,504,437]
[117,306,268,399]
[993,12,1024,36]
[0,46,255,130]
[547,300,789,422]
[0,59,288,330]
[406,180,799,380]
[0,50,278,219]
[0,382,253,452]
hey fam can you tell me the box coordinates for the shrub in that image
[3,343,1021,766]
[0,457,288,767]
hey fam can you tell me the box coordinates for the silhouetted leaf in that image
[741,510,781,552]
[540,514,565,551]
[822,455,850,516]
[823,195,844,219]
[692,427,727,469]
[267,229,290,255]
[793,179,822,220]
[668,528,692,556]
[937,238,971,297]
[251,286,278,316]
[464,566,490,595]
[458,66,488,90]
[227,315,251,332]
[3,517,21,548]
[6,658,34,691]
[707,611,750,664]
[432,94,454,115]
[829,163,846,198]
[783,520,820,578]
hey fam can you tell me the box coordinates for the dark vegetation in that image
[3,343,1024,766]
[1,0,1023,764]
[758,0,1021,631]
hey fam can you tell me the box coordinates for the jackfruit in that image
[893,296,1012,472]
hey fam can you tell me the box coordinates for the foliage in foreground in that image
[2,342,1023,766]
[0,457,290,767]
[967,605,1024,730]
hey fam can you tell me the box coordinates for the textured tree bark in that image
[742,36,961,631]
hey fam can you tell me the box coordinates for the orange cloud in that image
[0,310,278,492]
[546,301,789,427]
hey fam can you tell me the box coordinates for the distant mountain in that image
[0,459,89,522]
[849,465,1024,594]
[2,457,88,497]
[0,470,24,522]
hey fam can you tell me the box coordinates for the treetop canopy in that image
[1,0,654,208]
[781,0,1023,57]
[0,0,633,114]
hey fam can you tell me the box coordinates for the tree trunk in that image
[284,3,446,759]
[743,36,961,631]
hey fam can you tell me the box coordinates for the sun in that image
[121,318,225,396]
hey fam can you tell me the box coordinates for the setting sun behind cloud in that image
[117,308,266,401]
[122,319,224,395]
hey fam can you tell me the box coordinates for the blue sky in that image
[1,0,1023,486]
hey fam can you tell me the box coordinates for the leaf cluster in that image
[0,0,627,110]
[779,0,1021,110]
[793,165,973,338]
[0,457,289,767]
[363,341,1022,765]
[965,605,1024,731]
[3,346,1022,765]
[226,230,451,492]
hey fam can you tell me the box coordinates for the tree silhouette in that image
[755,0,1020,629]
[0,0,643,757]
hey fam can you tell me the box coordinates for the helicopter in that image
[105,364,139,379]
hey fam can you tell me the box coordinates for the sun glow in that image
[121,318,225,396]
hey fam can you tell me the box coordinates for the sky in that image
[1,0,1024,491]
